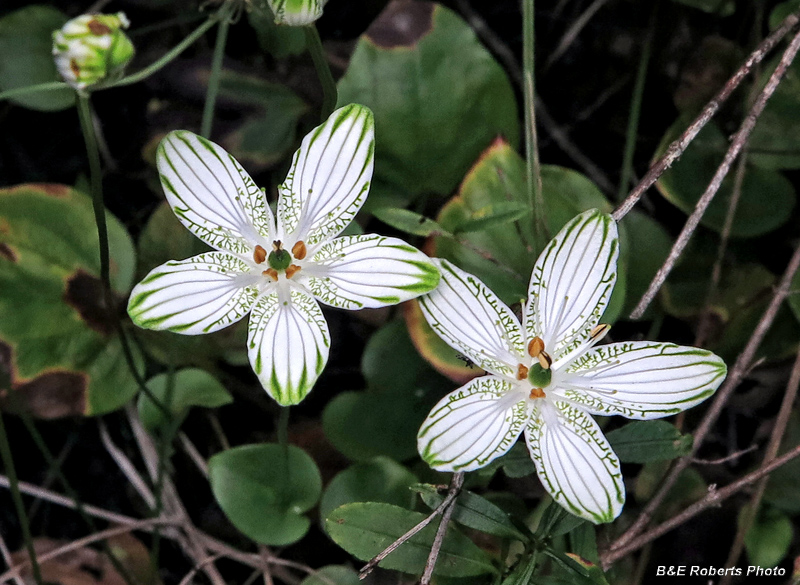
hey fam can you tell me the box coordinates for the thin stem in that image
[720,342,800,582]
[628,25,800,320]
[604,241,800,564]
[277,407,290,447]
[304,25,337,121]
[104,13,221,89]
[419,473,464,585]
[0,81,70,103]
[201,13,231,138]
[612,8,800,221]
[358,473,465,580]
[77,94,110,299]
[602,442,800,567]
[523,0,548,249]
[616,3,657,201]
[0,413,43,585]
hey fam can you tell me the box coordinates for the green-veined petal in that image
[158,130,274,254]
[524,209,618,363]
[306,234,439,310]
[418,259,525,378]
[267,0,325,25]
[557,342,727,419]
[417,376,527,472]
[525,401,624,524]
[128,252,258,334]
[247,290,330,405]
[278,104,374,245]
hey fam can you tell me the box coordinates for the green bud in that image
[266,0,326,26]
[527,363,552,389]
[52,13,134,91]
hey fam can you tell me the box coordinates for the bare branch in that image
[420,473,465,585]
[629,25,800,319]
[613,9,800,222]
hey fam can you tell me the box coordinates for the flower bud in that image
[52,13,134,91]
[267,0,326,26]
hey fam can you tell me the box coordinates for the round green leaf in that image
[743,506,793,568]
[137,368,232,432]
[361,320,428,394]
[749,57,800,170]
[0,6,75,111]
[655,117,795,238]
[326,502,496,577]
[337,1,519,209]
[209,443,322,546]
[319,457,418,531]
[619,211,671,318]
[0,184,138,417]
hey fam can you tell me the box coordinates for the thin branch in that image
[419,473,465,585]
[604,241,800,563]
[691,444,758,465]
[601,442,800,566]
[629,25,800,320]
[720,343,800,583]
[0,518,174,584]
[178,432,209,478]
[0,531,26,585]
[98,420,156,509]
[613,9,800,221]
[544,0,613,69]
[358,473,465,580]
[178,554,225,585]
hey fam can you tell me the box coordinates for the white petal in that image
[525,401,624,524]
[556,341,727,419]
[306,234,439,309]
[278,104,374,245]
[524,209,618,362]
[128,252,258,334]
[247,289,330,406]
[158,130,274,254]
[418,376,528,472]
[419,259,525,378]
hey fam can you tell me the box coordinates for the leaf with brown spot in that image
[366,0,434,48]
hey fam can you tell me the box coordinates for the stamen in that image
[285,264,302,279]
[538,351,552,370]
[292,241,307,260]
[529,387,546,399]
[253,245,267,264]
[516,364,528,380]
[590,323,611,341]
[263,268,278,281]
[528,337,544,358]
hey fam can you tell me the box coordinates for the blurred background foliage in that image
[2,0,800,583]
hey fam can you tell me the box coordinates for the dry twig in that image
[420,473,465,585]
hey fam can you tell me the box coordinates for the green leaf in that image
[137,368,232,432]
[323,390,432,462]
[0,184,138,417]
[361,320,438,395]
[326,502,496,577]
[769,1,800,30]
[605,421,693,464]
[0,6,75,111]
[477,442,536,479]
[654,117,795,238]
[415,484,529,541]
[620,211,671,319]
[764,411,800,513]
[535,500,587,539]
[373,208,448,238]
[749,57,800,170]
[300,566,359,585]
[455,201,530,234]
[320,458,418,532]
[743,506,793,568]
[217,70,309,170]
[337,2,519,209]
[209,443,322,546]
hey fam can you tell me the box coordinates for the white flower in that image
[128,104,439,405]
[417,209,726,523]
[52,12,134,91]
[266,0,326,26]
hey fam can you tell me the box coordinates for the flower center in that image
[527,362,552,388]
[523,336,553,399]
[253,240,307,282]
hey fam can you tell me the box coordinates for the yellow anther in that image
[528,337,545,358]
[285,264,302,279]
[516,364,529,380]
[590,324,610,340]
[529,387,546,399]
[537,351,552,370]
[263,268,279,281]
[292,240,307,260]
[253,245,267,264]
